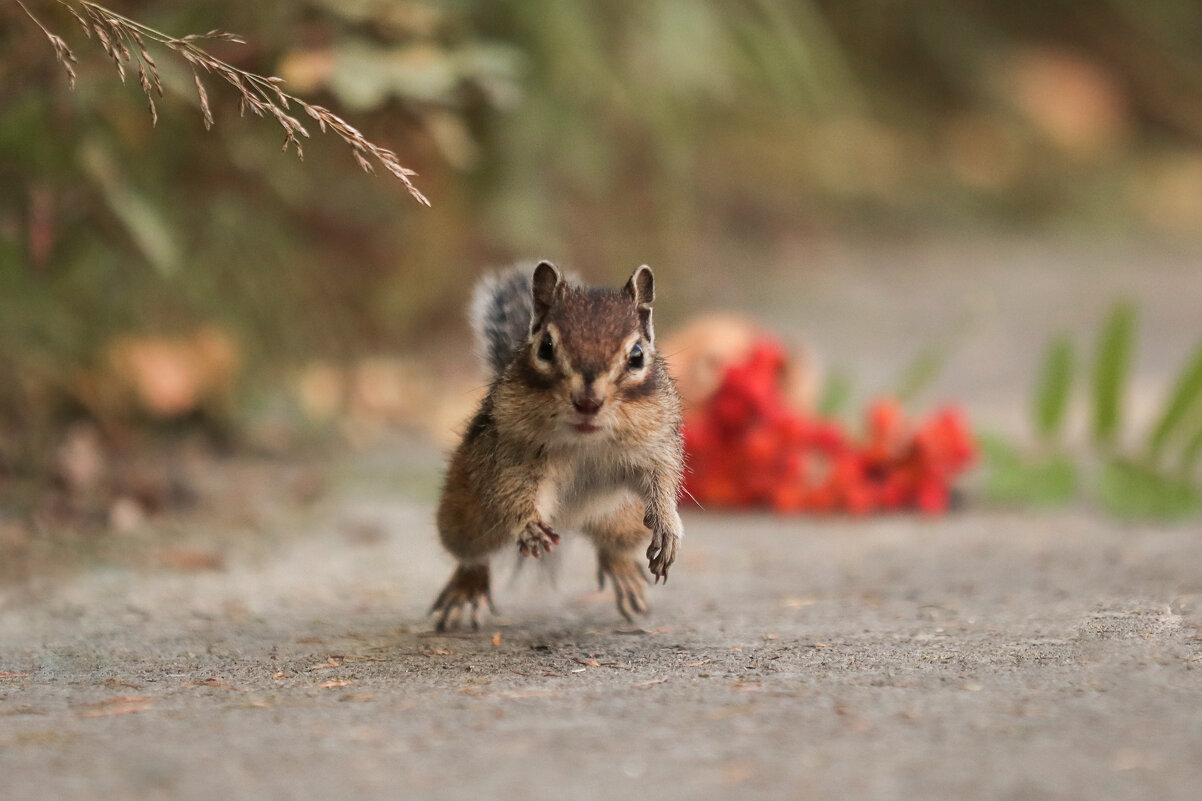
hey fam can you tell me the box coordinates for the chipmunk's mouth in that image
[572,422,600,434]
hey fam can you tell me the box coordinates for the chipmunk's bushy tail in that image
[469,265,536,376]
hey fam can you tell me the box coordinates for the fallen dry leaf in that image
[571,657,631,670]
[664,314,820,414]
[682,660,712,668]
[420,647,452,656]
[184,678,247,692]
[80,696,153,718]
[94,326,241,419]
[0,672,31,679]
[182,679,212,688]
[492,632,501,646]
[1004,46,1128,159]
[182,677,226,688]
[320,679,352,688]
[308,658,341,671]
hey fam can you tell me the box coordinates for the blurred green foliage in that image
[1033,336,1075,445]
[1091,302,1135,452]
[8,0,1202,483]
[979,436,1077,508]
[984,303,1202,519]
[1146,335,1202,461]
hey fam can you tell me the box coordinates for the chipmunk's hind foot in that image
[597,549,650,623]
[430,563,495,632]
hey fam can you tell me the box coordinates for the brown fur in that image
[431,264,684,630]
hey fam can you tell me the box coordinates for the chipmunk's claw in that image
[518,520,560,558]
[646,530,678,584]
[430,564,494,632]
[597,550,650,622]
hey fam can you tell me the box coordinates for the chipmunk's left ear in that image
[623,265,655,307]
[624,265,655,345]
[531,260,563,330]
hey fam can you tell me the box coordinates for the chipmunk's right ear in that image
[531,260,563,330]
[623,265,655,307]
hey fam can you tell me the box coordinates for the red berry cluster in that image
[682,339,975,515]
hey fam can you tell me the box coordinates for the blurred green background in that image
[6,0,1202,522]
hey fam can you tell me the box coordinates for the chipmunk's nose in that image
[573,395,602,416]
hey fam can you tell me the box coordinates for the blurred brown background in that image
[4,0,1202,527]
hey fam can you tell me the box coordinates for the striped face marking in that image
[525,323,656,437]
[528,326,651,383]
[520,267,660,440]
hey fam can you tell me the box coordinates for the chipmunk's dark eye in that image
[628,342,644,370]
[537,332,554,362]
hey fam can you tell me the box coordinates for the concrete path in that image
[2,479,1199,801]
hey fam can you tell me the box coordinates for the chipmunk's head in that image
[519,260,660,438]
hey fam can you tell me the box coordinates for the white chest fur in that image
[537,446,643,530]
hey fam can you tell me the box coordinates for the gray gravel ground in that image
[2,486,1200,801]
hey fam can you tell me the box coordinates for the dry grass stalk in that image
[22,1,430,206]
[16,0,78,88]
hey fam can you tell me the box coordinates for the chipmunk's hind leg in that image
[429,563,495,631]
[596,546,650,622]
[583,502,652,622]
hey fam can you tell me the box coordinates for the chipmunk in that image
[430,261,685,631]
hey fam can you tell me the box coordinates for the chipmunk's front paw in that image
[597,550,650,622]
[518,520,560,558]
[429,564,494,632]
[643,507,683,583]
[645,529,678,583]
